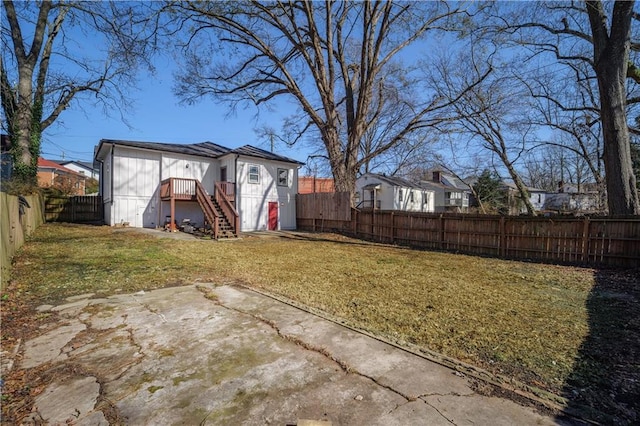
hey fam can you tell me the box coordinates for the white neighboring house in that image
[419,170,471,213]
[58,160,100,180]
[544,182,601,213]
[501,182,547,214]
[94,139,303,234]
[355,173,435,212]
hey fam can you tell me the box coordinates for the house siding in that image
[218,154,236,183]
[110,146,161,227]
[236,157,298,231]
[62,162,99,180]
[95,140,301,233]
[356,174,435,213]
[160,153,217,193]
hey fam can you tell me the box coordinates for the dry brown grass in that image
[4,223,638,421]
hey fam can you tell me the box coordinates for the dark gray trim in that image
[94,139,303,165]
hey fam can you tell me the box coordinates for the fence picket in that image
[44,195,103,223]
[296,192,639,267]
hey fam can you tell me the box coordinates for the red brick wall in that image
[298,176,335,194]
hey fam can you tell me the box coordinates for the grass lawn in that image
[3,223,639,422]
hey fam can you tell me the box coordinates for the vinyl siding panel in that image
[236,157,298,231]
[111,147,160,227]
[160,153,217,194]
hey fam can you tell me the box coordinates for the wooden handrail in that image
[195,180,220,239]
[160,178,237,238]
[215,181,240,236]
[217,181,235,202]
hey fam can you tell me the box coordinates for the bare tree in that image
[171,1,488,196]
[490,0,639,214]
[1,1,159,185]
[587,0,639,214]
[521,59,605,191]
[431,50,538,215]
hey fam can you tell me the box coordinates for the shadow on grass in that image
[274,230,392,248]
[558,268,640,425]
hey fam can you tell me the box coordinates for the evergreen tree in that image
[473,169,508,214]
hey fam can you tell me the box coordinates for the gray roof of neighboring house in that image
[419,170,471,192]
[360,173,425,189]
[59,160,99,171]
[501,182,546,193]
[95,139,303,164]
[419,179,471,192]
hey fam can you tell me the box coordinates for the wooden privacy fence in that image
[296,192,351,230]
[296,193,640,267]
[45,195,103,223]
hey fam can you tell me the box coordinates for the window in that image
[409,190,414,203]
[277,168,288,186]
[398,189,403,202]
[248,165,259,184]
[423,192,430,205]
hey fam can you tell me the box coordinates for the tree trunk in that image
[596,62,640,214]
[587,0,640,215]
[13,65,39,184]
[507,162,537,215]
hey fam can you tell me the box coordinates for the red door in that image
[268,202,278,230]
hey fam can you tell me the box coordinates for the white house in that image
[419,170,471,213]
[355,173,435,212]
[94,139,303,235]
[501,182,547,214]
[57,160,100,180]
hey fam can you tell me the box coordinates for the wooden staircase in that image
[210,197,236,238]
[161,177,238,239]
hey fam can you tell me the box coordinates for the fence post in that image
[352,208,357,237]
[439,214,445,250]
[499,216,506,257]
[581,217,590,263]
[391,211,395,244]
[71,196,77,222]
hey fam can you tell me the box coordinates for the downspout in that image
[234,154,239,194]
[110,144,114,207]
[158,153,163,228]
[234,154,240,232]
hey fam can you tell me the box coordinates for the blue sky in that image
[40,53,309,169]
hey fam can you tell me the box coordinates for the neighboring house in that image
[501,182,546,215]
[355,173,435,212]
[544,181,602,214]
[1,134,12,181]
[37,157,86,195]
[419,170,471,213]
[57,160,100,180]
[298,176,335,194]
[94,139,303,235]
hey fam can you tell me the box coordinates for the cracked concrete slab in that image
[21,320,86,369]
[30,375,106,425]
[15,284,562,425]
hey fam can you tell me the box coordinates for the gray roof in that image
[501,182,546,193]
[232,144,303,165]
[59,160,99,171]
[362,173,424,189]
[96,139,303,164]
